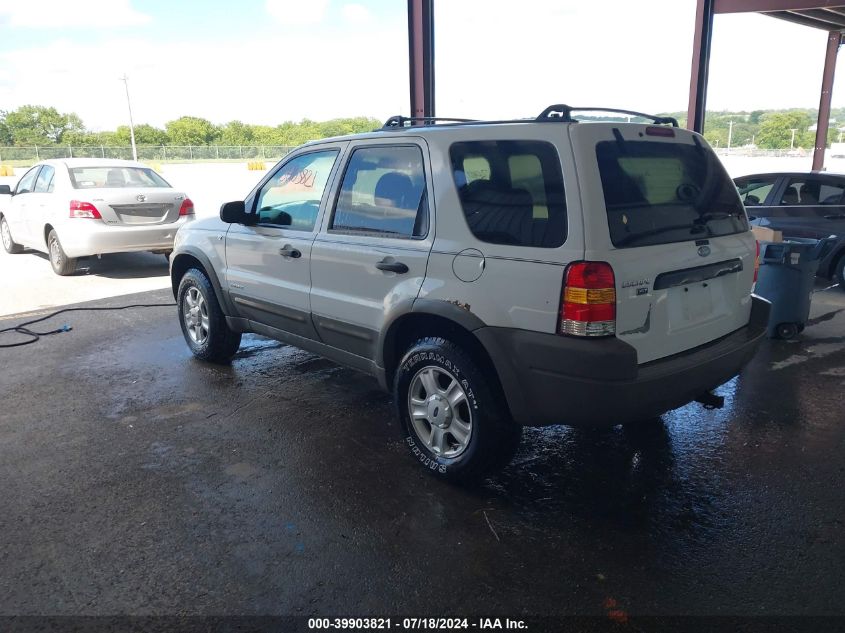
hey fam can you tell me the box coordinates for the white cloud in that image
[342,3,372,25]
[0,0,150,29]
[266,0,329,26]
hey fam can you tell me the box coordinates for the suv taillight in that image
[179,198,194,216]
[559,261,616,337]
[69,200,102,219]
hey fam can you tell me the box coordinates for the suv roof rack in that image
[537,104,679,127]
[381,115,479,129]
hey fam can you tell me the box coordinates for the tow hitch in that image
[695,392,725,410]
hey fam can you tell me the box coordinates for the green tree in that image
[219,120,255,145]
[111,124,169,145]
[0,113,11,145]
[757,111,814,149]
[164,116,219,145]
[4,105,84,145]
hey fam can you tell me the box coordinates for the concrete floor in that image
[0,286,843,624]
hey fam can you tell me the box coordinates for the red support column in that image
[813,30,842,171]
[408,0,435,121]
[687,0,715,132]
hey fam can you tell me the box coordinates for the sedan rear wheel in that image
[48,229,77,275]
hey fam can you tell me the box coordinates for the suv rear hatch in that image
[571,123,756,364]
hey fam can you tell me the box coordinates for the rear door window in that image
[778,176,845,206]
[330,145,429,238]
[596,139,748,248]
[450,140,567,248]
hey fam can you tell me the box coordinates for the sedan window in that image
[735,178,777,206]
[15,166,40,195]
[68,167,171,189]
[779,177,845,206]
[34,165,55,193]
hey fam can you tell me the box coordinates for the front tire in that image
[1,217,23,254]
[177,268,242,363]
[394,337,521,483]
[48,229,76,275]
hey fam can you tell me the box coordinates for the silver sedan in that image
[0,158,194,275]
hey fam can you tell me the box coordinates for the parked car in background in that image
[170,105,768,482]
[735,171,845,287]
[0,159,194,275]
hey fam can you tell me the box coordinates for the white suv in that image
[170,105,769,482]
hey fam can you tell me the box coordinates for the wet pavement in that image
[0,286,843,624]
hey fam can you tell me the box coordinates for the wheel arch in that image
[44,223,55,248]
[170,248,235,316]
[380,302,509,416]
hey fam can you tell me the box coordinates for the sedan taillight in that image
[179,198,195,216]
[69,200,102,219]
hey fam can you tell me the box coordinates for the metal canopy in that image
[688,0,845,170]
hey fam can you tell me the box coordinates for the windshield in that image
[69,166,171,189]
[596,139,748,248]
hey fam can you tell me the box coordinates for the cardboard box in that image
[751,225,782,243]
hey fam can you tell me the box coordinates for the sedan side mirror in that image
[219,200,256,225]
[0,185,11,195]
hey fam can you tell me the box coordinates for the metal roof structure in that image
[688,1,845,170]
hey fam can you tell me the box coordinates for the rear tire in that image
[836,255,845,291]
[1,216,23,254]
[394,336,522,483]
[177,267,241,363]
[48,229,76,275]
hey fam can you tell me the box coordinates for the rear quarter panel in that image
[418,125,585,332]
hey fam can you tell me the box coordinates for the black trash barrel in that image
[754,237,835,339]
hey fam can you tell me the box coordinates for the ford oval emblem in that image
[698,245,711,257]
[136,194,146,202]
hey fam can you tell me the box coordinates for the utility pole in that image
[790,128,797,150]
[119,74,138,161]
[727,120,734,149]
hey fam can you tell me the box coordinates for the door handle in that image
[823,214,845,220]
[279,245,301,259]
[375,259,409,274]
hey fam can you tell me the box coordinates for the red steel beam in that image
[813,30,843,170]
[407,0,435,121]
[714,0,845,13]
[687,0,715,132]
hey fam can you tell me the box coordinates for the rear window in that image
[450,140,567,248]
[69,167,171,189]
[596,139,747,248]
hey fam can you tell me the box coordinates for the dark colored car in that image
[735,171,845,286]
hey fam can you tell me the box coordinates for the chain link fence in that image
[0,145,296,164]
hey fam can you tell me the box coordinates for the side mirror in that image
[0,185,11,195]
[219,200,255,225]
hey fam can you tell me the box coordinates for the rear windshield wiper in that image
[615,222,708,247]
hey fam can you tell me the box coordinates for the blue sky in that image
[1,0,843,131]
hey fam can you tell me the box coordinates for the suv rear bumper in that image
[476,295,770,427]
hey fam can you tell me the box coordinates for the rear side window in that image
[450,141,567,248]
[596,138,748,248]
[778,177,844,206]
[69,167,170,189]
[331,145,428,238]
